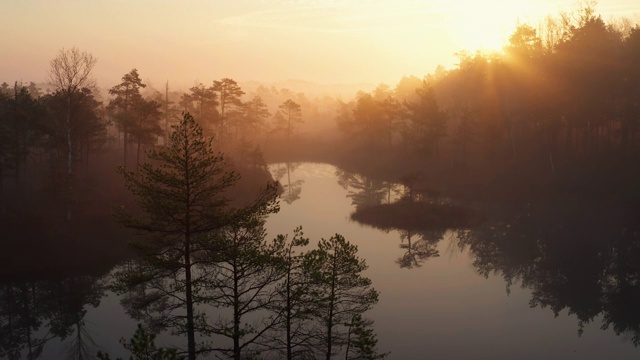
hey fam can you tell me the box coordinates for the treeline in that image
[0,75,106,196]
[0,48,319,208]
[334,5,640,200]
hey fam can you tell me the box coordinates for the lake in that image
[2,162,639,359]
[267,163,640,360]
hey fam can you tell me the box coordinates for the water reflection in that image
[4,161,640,358]
[0,184,126,360]
[335,169,397,210]
[272,162,304,204]
[336,165,640,345]
[455,199,640,344]
[0,275,104,360]
[396,229,442,269]
[338,168,475,269]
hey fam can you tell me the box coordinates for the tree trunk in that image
[234,258,241,360]
[21,285,34,360]
[165,81,170,144]
[220,98,226,143]
[22,112,29,186]
[67,95,73,178]
[123,130,128,169]
[287,111,292,143]
[75,321,82,359]
[344,319,353,360]
[0,159,4,214]
[184,231,196,360]
[136,139,141,170]
[287,163,292,199]
[66,94,73,221]
[326,266,336,360]
[286,263,292,360]
[13,85,21,187]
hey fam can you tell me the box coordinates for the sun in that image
[443,0,551,52]
[455,18,510,52]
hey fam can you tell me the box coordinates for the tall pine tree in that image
[114,113,277,360]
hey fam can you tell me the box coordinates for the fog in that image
[2,0,639,88]
[3,1,640,360]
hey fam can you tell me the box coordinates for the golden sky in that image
[1,0,638,89]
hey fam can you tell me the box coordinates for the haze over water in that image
[3,1,640,359]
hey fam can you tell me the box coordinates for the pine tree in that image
[114,113,277,360]
[197,213,285,360]
[345,314,388,360]
[267,227,316,360]
[108,69,146,169]
[97,324,184,360]
[305,235,379,360]
[274,99,302,142]
[212,78,244,142]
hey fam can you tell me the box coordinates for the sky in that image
[1,0,639,90]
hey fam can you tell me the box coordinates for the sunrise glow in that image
[3,1,640,360]
[0,0,638,87]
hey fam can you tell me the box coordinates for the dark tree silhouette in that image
[114,113,240,360]
[266,227,316,360]
[305,234,379,360]
[108,69,146,169]
[179,84,218,136]
[212,78,244,142]
[197,213,284,360]
[114,112,278,360]
[48,47,97,180]
[274,99,303,142]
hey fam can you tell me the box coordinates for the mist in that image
[3,1,640,360]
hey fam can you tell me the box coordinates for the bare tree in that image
[48,47,97,180]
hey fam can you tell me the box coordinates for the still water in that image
[267,163,640,360]
[2,162,639,359]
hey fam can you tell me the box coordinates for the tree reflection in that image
[335,169,396,211]
[0,188,119,360]
[396,229,441,269]
[599,209,640,345]
[0,281,50,360]
[272,162,304,205]
[338,168,461,269]
[455,200,640,344]
[0,275,104,360]
[48,276,104,360]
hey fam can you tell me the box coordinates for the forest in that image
[4,6,640,204]
[329,7,640,202]
[2,3,640,360]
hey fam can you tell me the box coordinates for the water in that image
[267,162,640,360]
[2,162,639,359]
